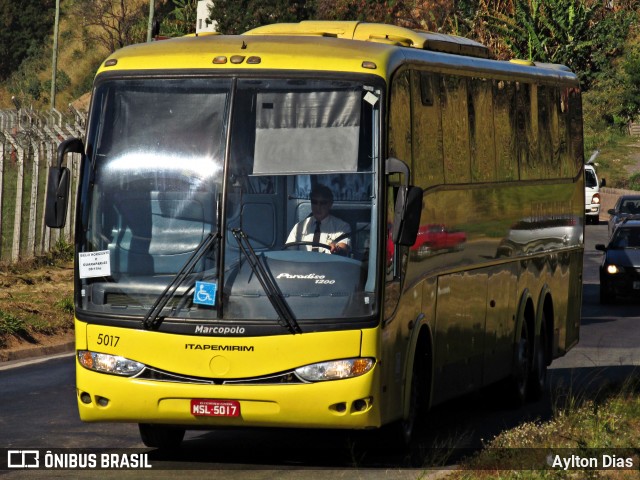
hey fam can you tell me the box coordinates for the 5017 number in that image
[96,333,120,347]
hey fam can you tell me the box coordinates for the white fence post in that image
[27,139,40,257]
[0,109,83,263]
[11,146,25,262]
[0,137,4,260]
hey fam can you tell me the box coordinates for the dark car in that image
[607,195,640,236]
[596,217,640,303]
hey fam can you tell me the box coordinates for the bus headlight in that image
[78,350,145,376]
[295,358,375,382]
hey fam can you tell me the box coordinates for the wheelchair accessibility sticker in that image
[193,281,217,306]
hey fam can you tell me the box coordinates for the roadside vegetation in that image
[446,378,640,478]
[584,132,640,191]
[0,240,74,350]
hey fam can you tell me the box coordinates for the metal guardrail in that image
[0,107,85,264]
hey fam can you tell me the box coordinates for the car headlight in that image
[295,358,375,382]
[606,264,625,274]
[78,350,145,376]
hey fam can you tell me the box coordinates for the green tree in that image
[314,0,459,31]
[72,0,148,53]
[480,0,636,90]
[158,0,198,37]
[208,0,311,35]
[0,0,55,80]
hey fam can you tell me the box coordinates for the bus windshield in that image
[78,76,381,327]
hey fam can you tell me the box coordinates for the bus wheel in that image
[381,354,427,452]
[397,344,430,448]
[528,316,548,401]
[399,366,421,445]
[509,319,532,405]
[138,423,185,449]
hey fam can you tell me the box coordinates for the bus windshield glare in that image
[78,76,381,326]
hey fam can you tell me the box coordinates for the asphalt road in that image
[0,222,637,479]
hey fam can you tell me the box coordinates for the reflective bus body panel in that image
[69,23,584,434]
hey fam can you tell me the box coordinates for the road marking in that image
[0,351,74,371]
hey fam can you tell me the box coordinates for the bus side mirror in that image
[393,185,423,246]
[386,157,423,246]
[45,137,84,228]
[45,167,71,228]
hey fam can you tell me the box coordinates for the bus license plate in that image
[191,399,241,417]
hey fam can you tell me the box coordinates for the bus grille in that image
[136,366,304,385]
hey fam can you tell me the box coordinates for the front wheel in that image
[386,345,430,450]
[139,424,185,449]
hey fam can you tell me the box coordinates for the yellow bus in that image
[46,21,584,448]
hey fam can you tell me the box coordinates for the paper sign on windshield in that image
[78,250,111,279]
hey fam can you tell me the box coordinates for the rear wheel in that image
[508,318,532,406]
[138,424,185,449]
[528,317,548,400]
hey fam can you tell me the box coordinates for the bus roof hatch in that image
[244,21,490,59]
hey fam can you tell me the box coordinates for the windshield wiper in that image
[143,232,220,330]
[231,228,302,334]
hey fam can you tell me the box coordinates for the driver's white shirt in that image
[286,215,351,253]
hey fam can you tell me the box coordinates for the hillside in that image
[0,0,155,111]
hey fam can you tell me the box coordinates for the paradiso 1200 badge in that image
[276,272,336,285]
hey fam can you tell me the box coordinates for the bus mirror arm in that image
[45,137,84,229]
[386,157,423,246]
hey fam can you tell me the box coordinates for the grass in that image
[0,239,74,348]
[584,130,640,190]
[446,378,640,478]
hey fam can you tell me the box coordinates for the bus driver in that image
[286,185,351,255]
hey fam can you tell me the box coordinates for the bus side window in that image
[468,77,497,183]
[568,87,584,173]
[441,75,470,184]
[411,70,444,188]
[517,82,540,180]
[494,80,517,181]
[388,70,411,164]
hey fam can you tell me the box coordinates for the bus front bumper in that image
[76,359,383,430]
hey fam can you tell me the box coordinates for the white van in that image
[585,164,605,224]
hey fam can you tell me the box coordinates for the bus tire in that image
[138,423,185,449]
[400,340,431,447]
[528,315,548,400]
[398,363,421,445]
[508,317,532,406]
[383,339,430,451]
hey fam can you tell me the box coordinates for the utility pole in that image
[147,0,155,42]
[50,0,61,110]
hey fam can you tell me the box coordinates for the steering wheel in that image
[283,241,332,252]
